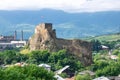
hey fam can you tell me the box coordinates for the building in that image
[93,76,110,80]
[38,64,51,71]
[108,76,120,80]
[110,55,118,60]
[11,41,27,48]
[79,70,95,76]
[101,45,109,50]
[54,75,65,80]
[0,41,27,51]
[0,30,27,51]
[0,35,15,42]
[29,23,92,66]
[65,77,74,80]
[55,66,69,74]
[14,62,28,67]
[0,43,16,50]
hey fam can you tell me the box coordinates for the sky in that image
[0,0,120,13]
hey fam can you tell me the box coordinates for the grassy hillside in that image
[83,33,120,41]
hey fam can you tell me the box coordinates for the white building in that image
[0,40,27,51]
[54,75,65,80]
[101,45,109,50]
[38,64,51,71]
[93,76,110,80]
[0,43,16,50]
[11,41,27,48]
[79,70,95,76]
[110,55,118,60]
[55,65,69,74]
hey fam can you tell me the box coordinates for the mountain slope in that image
[0,9,120,39]
[83,33,120,41]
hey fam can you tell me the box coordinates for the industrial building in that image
[0,30,27,51]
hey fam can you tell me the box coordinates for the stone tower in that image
[29,23,92,66]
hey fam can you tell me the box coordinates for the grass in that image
[20,49,30,54]
[82,33,120,42]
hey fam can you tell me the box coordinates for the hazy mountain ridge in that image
[0,9,120,39]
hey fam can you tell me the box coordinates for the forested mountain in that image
[0,9,120,39]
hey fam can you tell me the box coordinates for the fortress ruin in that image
[29,23,92,66]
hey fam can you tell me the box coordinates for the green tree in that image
[28,50,50,64]
[75,74,92,80]
[96,62,120,77]
[2,64,56,80]
[91,39,101,52]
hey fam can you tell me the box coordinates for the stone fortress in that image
[29,23,92,66]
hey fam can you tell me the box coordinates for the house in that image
[54,75,65,80]
[11,41,27,48]
[14,62,28,67]
[110,55,118,60]
[108,76,120,80]
[79,70,95,77]
[55,65,73,77]
[55,65,69,74]
[101,45,109,50]
[0,35,14,42]
[0,31,27,50]
[93,76,110,80]
[38,64,51,71]
[108,50,112,55]
[65,77,74,80]
[0,40,27,51]
[0,43,16,51]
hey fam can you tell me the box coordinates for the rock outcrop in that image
[29,23,92,66]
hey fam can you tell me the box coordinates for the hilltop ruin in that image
[29,23,92,66]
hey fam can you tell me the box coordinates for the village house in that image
[38,64,51,71]
[79,70,95,78]
[93,76,110,80]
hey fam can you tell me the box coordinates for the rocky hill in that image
[29,23,92,66]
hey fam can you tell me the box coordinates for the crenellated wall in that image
[29,23,92,66]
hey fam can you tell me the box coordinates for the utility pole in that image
[14,30,17,40]
[119,26,120,34]
[21,30,23,41]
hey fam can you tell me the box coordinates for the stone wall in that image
[29,23,92,66]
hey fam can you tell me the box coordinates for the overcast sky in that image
[0,0,120,13]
